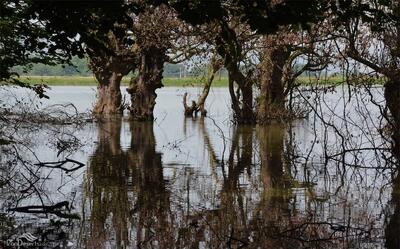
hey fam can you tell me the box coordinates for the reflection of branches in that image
[0,92,89,246]
[207,116,227,165]
[8,201,79,219]
[197,118,220,181]
[34,158,85,173]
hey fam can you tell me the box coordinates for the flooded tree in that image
[256,24,332,122]
[89,34,137,114]
[336,0,400,157]
[127,5,172,120]
[24,1,141,113]
[170,0,324,124]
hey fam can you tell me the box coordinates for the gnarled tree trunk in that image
[93,70,124,114]
[127,47,166,121]
[257,45,290,122]
[89,48,136,115]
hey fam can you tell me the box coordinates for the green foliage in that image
[0,0,143,91]
[0,0,63,90]
[169,0,326,33]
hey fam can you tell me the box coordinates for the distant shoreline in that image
[13,75,385,87]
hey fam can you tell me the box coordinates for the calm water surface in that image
[0,86,399,249]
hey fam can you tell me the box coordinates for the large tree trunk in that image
[89,51,135,115]
[127,47,166,121]
[257,45,290,122]
[88,33,136,115]
[93,71,123,114]
[384,81,400,159]
[241,82,254,122]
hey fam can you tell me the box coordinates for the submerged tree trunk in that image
[257,45,290,122]
[127,47,166,121]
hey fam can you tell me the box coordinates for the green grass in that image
[17,76,125,86]
[16,75,229,87]
[14,75,385,87]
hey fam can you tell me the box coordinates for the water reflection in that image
[385,171,400,249]
[83,118,374,248]
[3,87,400,248]
[84,118,173,248]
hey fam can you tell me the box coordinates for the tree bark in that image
[127,47,166,121]
[257,45,290,122]
[88,31,137,115]
[93,71,124,114]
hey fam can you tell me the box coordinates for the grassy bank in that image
[15,75,383,87]
[16,75,230,87]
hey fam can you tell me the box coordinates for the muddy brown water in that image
[0,86,398,249]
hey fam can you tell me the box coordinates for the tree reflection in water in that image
[84,117,172,248]
[77,116,398,249]
[385,130,400,249]
[1,90,400,249]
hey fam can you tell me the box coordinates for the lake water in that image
[0,86,399,249]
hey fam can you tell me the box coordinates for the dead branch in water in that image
[183,56,223,117]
